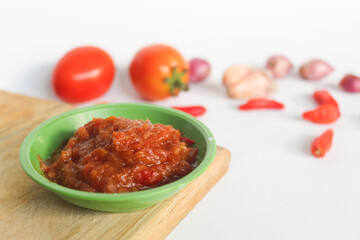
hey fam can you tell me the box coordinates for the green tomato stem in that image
[164,67,188,96]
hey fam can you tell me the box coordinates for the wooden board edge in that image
[129,146,231,240]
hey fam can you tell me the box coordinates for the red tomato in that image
[129,44,189,101]
[53,46,115,103]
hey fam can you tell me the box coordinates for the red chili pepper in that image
[313,90,338,107]
[172,106,206,117]
[311,129,334,158]
[302,104,340,124]
[238,98,285,110]
[180,136,196,146]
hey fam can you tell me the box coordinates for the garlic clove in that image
[223,65,276,99]
[299,59,334,80]
[258,69,277,92]
[222,65,251,87]
[237,72,271,98]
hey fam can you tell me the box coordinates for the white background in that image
[1,0,360,239]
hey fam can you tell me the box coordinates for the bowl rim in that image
[19,103,217,201]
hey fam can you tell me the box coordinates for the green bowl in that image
[19,103,216,212]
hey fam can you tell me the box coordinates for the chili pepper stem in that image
[315,149,322,156]
[311,129,333,158]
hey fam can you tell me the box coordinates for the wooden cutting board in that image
[0,90,230,240]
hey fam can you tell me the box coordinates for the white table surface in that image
[1,0,360,239]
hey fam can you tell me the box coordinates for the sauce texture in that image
[39,116,198,193]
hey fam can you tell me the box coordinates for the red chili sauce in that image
[39,116,199,193]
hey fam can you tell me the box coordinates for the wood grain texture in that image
[0,90,230,240]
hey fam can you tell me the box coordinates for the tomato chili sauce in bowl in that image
[19,103,216,212]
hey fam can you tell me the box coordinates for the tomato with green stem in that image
[129,44,189,101]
